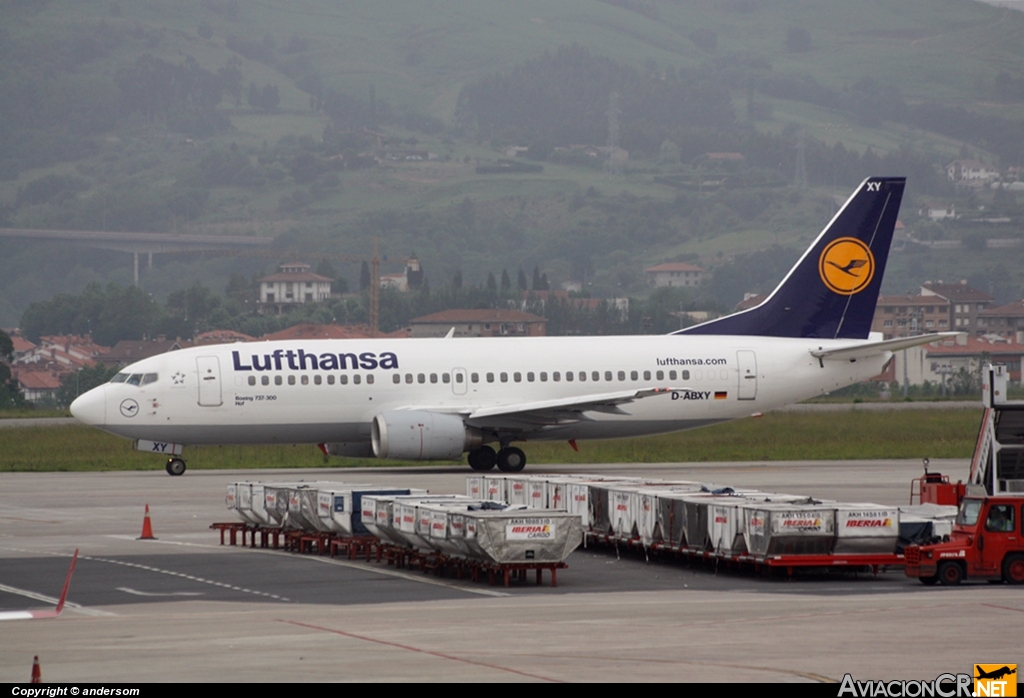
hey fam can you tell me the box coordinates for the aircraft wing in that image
[461,387,686,429]
[809,332,962,362]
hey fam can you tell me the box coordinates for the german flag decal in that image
[714,391,727,400]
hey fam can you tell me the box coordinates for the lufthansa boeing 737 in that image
[71,177,952,474]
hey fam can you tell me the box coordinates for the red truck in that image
[904,496,1024,585]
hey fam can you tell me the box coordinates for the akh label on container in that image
[776,510,826,533]
[506,518,556,540]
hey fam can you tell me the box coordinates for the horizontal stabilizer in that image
[810,332,962,361]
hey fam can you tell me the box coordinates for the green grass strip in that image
[0,409,981,472]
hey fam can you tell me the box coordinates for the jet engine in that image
[371,410,483,460]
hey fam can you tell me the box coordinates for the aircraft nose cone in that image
[70,385,106,426]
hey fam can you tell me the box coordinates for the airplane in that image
[0,549,78,620]
[71,177,954,475]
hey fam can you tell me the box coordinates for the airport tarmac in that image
[1,459,1019,683]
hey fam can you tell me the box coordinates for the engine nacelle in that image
[371,410,483,460]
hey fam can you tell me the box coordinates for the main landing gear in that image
[166,457,187,476]
[467,446,527,473]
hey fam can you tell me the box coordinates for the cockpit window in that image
[127,374,143,386]
[141,373,158,386]
[110,373,129,383]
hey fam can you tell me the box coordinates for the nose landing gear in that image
[166,457,187,476]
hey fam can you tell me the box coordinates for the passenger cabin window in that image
[274,376,283,386]
[431,373,438,384]
[565,372,573,382]
[540,372,548,382]
[327,375,335,385]
[682,370,690,380]
[643,371,651,381]
[669,370,677,380]
[301,375,310,385]
[313,375,321,385]
[486,373,494,383]
[262,376,269,386]
[418,373,426,384]
[591,371,599,381]
[353,375,361,385]
[405,374,413,384]
[527,372,534,382]
[514,372,522,383]
[500,372,508,383]
[366,374,374,384]
[340,375,349,385]
[656,371,664,381]
[605,371,613,381]
[617,371,625,381]
[442,373,450,383]
[288,375,296,385]
[393,374,401,384]
[552,372,560,382]
[455,373,464,383]
[248,376,256,386]
[471,373,479,383]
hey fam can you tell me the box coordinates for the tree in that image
[517,268,528,292]
[501,269,511,292]
[0,329,24,409]
[56,363,118,407]
[486,272,497,291]
[360,261,371,290]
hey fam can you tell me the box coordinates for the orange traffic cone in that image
[138,504,156,540]
[31,656,40,683]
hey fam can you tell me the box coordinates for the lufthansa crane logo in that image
[818,237,875,295]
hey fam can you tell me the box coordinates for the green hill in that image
[3,0,1024,328]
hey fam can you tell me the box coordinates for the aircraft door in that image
[451,368,468,396]
[196,356,223,406]
[737,350,757,400]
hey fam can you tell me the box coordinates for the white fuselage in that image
[71,334,889,451]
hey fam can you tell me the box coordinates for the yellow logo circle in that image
[818,237,875,295]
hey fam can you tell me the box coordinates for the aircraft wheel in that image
[937,561,963,586]
[1003,554,1024,585]
[166,458,186,476]
[496,447,526,473]
[467,446,497,471]
[919,575,939,586]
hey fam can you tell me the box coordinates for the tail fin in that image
[676,177,905,339]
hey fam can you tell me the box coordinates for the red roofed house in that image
[259,324,409,341]
[920,281,993,335]
[258,262,333,315]
[15,370,63,402]
[99,336,192,368]
[193,330,254,346]
[896,334,1024,386]
[871,295,950,340]
[15,335,109,371]
[977,300,1024,341]
[645,262,703,288]
[410,310,546,338]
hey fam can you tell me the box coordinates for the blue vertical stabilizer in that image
[676,177,905,339]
